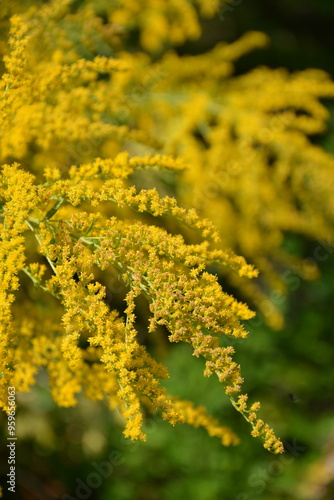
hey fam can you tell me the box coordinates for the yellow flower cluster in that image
[125,33,334,328]
[107,0,230,52]
[172,398,240,446]
[0,13,132,161]
[0,160,282,453]
[0,164,36,410]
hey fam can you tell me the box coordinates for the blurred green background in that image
[1,1,334,499]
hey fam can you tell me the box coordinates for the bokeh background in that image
[1,1,334,499]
